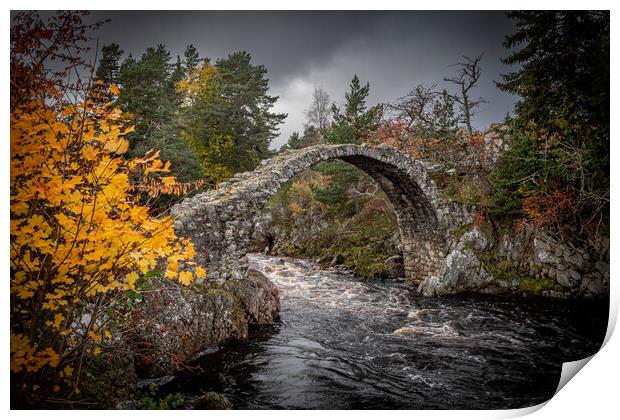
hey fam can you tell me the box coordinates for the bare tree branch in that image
[444,53,488,138]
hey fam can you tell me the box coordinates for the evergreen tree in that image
[215,51,286,169]
[280,132,302,152]
[171,55,185,84]
[118,44,200,181]
[184,44,200,73]
[118,44,175,137]
[493,11,610,227]
[498,11,609,136]
[95,43,124,84]
[314,75,384,208]
[177,51,286,182]
[326,75,382,144]
[279,127,322,152]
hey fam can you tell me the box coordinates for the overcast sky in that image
[85,11,518,149]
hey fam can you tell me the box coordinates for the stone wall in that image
[418,224,609,299]
[496,230,609,298]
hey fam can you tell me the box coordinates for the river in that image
[162,253,608,409]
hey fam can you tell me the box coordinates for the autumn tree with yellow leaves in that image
[10,11,205,406]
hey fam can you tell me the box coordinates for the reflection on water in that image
[163,253,608,409]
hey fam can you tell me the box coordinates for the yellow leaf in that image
[63,365,74,377]
[45,313,64,330]
[178,271,193,286]
[161,176,176,186]
[125,272,139,289]
[195,266,206,279]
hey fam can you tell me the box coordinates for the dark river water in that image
[163,253,608,410]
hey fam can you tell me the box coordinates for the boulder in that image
[128,280,247,377]
[555,268,581,289]
[458,226,489,251]
[533,236,560,265]
[418,248,493,296]
[564,250,586,269]
[582,272,605,296]
[595,261,610,283]
[127,271,280,378]
[230,269,280,325]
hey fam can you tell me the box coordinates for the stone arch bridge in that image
[171,144,473,287]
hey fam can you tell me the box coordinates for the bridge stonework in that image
[171,144,473,287]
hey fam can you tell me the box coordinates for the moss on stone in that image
[474,248,562,295]
[428,171,492,206]
[452,223,472,239]
[518,277,562,295]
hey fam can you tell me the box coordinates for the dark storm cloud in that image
[85,10,518,148]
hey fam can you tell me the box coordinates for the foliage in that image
[518,277,562,295]
[262,167,402,279]
[515,187,574,233]
[281,132,302,151]
[115,44,201,182]
[177,52,286,183]
[311,161,361,207]
[475,249,561,295]
[279,126,322,152]
[139,384,185,410]
[10,11,205,406]
[177,60,235,184]
[494,11,609,233]
[183,44,200,74]
[10,11,107,109]
[367,118,493,175]
[429,172,492,207]
[95,43,124,84]
[213,51,286,170]
[326,75,382,144]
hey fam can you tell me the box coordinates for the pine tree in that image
[493,11,610,227]
[215,51,286,169]
[118,45,175,136]
[326,75,382,144]
[498,11,609,137]
[279,127,322,152]
[280,132,302,151]
[184,44,200,73]
[177,51,286,182]
[171,55,185,84]
[118,44,200,181]
[95,43,124,84]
